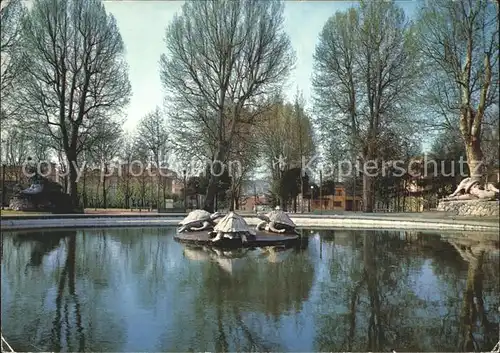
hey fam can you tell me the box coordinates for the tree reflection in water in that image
[2,228,499,352]
[13,231,70,270]
[1,230,87,351]
[448,236,499,351]
[363,233,385,351]
[164,245,315,352]
[210,246,313,352]
[314,230,500,352]
[50,234,85,352]
[1,229,131,352]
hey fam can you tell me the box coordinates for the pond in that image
[1,227,499,352]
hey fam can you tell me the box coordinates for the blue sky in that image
[103,0,419,132]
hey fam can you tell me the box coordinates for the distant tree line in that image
[1,0,498,212]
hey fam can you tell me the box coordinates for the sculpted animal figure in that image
[256,206,298,234]
[445,177,499,201]
[209,212,256,243]
[178,210,223,233]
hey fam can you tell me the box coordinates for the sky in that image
[102,0,419,132]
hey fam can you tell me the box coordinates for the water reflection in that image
[1,228,499,352]
[49,233,85,352]
[13,230,73,269]
[312,230,499,352]
[183,245,296,268]
[447,236,499,351]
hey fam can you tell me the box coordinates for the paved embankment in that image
[0,211,498,232]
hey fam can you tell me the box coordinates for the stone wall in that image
[437,199,499,217]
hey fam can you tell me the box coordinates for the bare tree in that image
[0,126,30,182]
[258,95,290,183]
[130,136,153,209]
[160,0,295,212]
[417,0,498,186]
[0,0,26,123]
[87,120,123,208]
[135,107,170,208]
[226,109,260,211]
[12,0,131,209]
[116,132,138,209]
[292,90,316,211]
[313,1,421,212]
[0,123,53,166]
[257,94,315,209]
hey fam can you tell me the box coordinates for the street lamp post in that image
[183,170,187,212]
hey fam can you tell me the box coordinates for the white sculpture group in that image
[443,177,499,201]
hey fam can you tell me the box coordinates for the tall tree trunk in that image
[464,136,484,182]
[102,163,107,209]
[362,143,377,213]
[66,151,78,210]
[363,172,375,213]
[82,168,87,209]
[204,143,228,212]
[162,180,167,208]
[229,189,235,211]
[457,30,491,185]
[125,178,130,208]
[402,180,407,212]
[363,233,385,350]
[232,185,240,210]
[300,168,304,213]
[156,158,160,209]
[396,183,401,212]
[205,179,219,212]
[141,179,146,208]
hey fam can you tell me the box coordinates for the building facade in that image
[299,183,363,212]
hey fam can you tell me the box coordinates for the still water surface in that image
[1,227,499,352]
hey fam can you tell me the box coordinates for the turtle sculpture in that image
[209,212,256,243]
[256,206,298,234]
[178,209,224,233]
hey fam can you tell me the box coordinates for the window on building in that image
[336,189,342,196]
[333,201,342,207]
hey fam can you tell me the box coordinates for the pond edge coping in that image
[1,213,498,232]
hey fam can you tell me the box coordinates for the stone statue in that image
[208,212,257,243]
[442,177,499,201]
[177,210,224,233]
[9,171,73,213]
[256,207,299,234]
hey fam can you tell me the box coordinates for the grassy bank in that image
[0,209,52,216]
